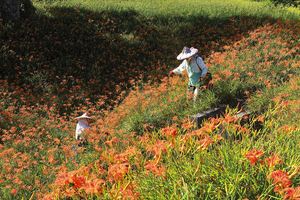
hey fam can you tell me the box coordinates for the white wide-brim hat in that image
[177,47,198,60]
[75,112,92,120]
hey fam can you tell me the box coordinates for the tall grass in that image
[33,0,300,20]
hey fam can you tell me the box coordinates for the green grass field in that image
[0,0,300,199]
[35,0,300,19]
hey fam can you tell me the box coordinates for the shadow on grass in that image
[0,7,278,115]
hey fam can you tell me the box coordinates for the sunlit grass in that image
[33,0,300,20]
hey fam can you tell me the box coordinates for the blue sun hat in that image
[176,47,198,60]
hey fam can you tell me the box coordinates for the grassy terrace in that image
[0,0,299,199]
[35,0,300,19]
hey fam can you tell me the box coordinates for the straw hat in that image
[177,47,198,60]
[75,112,92,120]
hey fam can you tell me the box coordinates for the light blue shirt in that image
[172,56,208,86]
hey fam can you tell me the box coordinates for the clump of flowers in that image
[49,166,105,198]
[268,170,292,194]
[284,186,300,200]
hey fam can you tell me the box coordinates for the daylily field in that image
[0,0,300,199]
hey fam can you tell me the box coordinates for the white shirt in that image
[75,119,90,140]
[172,56,208,78]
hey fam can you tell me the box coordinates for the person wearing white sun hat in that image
[169,46,210,102]
[75,112,92,141]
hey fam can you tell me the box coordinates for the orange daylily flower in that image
[265,154,283,168]
[144,160,166,177]
[161,126,178,137]
[284,187,300,200]
[245,149,264,165]
[199,135,213,150]
[72,175,86,189]
[108,163,130,182]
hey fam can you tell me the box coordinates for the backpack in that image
[195,55,212,87]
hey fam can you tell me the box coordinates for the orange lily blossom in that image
[284,187,300,200]
[161,126,178,137]
[245,149,264,165]
[144,160,166,177]
[264,154,283,168]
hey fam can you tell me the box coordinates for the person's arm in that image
[170,60,187,75]
[196,57,208,77]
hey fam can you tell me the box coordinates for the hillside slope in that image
[0,0,300,199]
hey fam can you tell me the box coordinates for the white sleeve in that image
[172,60,187,74]
[197,57,208,77]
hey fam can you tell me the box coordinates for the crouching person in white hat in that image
[75,112,92,145]
[169,47,210,103]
